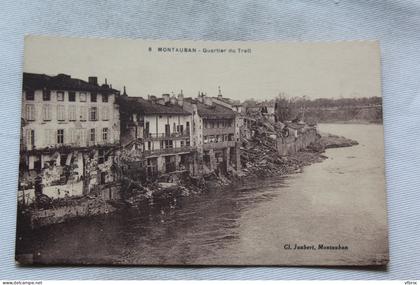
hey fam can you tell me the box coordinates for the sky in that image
[23,36,382,101]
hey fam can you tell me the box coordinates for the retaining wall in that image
[276,127,318,156]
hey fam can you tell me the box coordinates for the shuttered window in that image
[80,106,87,121]
[68,106,76,121]
[42,105,51,121]
[90,128,95,143]
[25,104,36,121]
[102,107,109,121]
[57,105,65,121]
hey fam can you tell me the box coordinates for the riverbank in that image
[16,124,386,266]
[240,131,357,179]
[18,127,358,230]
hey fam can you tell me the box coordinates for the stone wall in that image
[28,196,117,228]
[276,127,318,156]
[18,181,84,205]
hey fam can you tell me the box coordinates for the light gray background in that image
[1,0,419,280]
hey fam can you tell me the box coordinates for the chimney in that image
[122,86,127,96]
[218,86,223,99]
[177,90,184,106]
[197,91,203,103]
[88,76,98,85]
[101,78,109,89]
[162,93,170,103]
[170,95,177,105]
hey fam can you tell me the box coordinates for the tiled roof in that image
[22,72,118,94]
[118,96,191,116]
[213,97,242,107]
[185,98,235,119]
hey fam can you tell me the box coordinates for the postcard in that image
[15,36,388,266]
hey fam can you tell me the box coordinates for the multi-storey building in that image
[183,93,241,175]
[212,89,254,140]
[119,93,195,180]
[19,73,120,202]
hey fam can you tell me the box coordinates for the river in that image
[16,124,388,266]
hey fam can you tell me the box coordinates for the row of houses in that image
[19,73,246,202]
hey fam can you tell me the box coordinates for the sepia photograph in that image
[15,36,388,266]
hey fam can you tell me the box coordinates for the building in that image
[212,88,253,140]
[118,92,195,180]
[19,73,120,203]
[183,92,241,175]
[246,101,276,122]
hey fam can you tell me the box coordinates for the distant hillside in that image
[304,106,383,124]
[273,96,383,124]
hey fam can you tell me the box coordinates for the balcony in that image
[144,131,190,140]
[143,146,194,157]
[203,126,235,136]
[203,141,236,150]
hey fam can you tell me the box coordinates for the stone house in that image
[19,73,120,204]
[183,93,241,175]
[118,92,195,180]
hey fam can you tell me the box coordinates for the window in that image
[68,91,76,102]
[60,154,68,166]
[181,140,185,147]
[102,94,108,102]
[42,90,50,101]
[165,140,173,149]
[25,90,34,100]
[165,124,170,136]
[57,91,64,101]
[102,107,109,121]
[57,129,64,144]
[42,105,51,121]
[80,92,87,102]
[90,128,95,143]
[80,106,87,121]
[80,129,87,146]
[90,92,97,102]
[29,129,35,147]
[98,150,110,166]
[69,129,76,144]
[186,139,190,146]
[25,104,35,121]
[102,128,108,142]
[147,141,151,150]
[89,107,98,121]
[68,106,76,121]
[57,105,65,121]
[98,149,105,164]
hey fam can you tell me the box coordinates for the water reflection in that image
[17,177,287,265]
